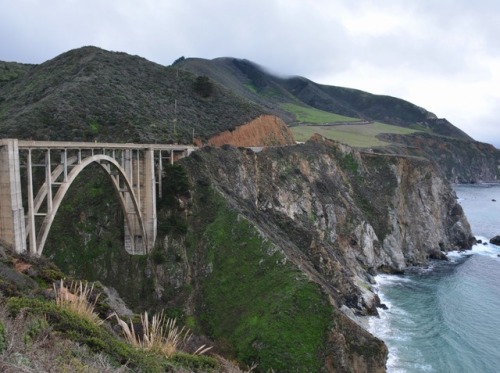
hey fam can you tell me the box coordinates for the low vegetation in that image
[0,250,252,372]
[291,121,422,147]
[280,102,359,124]
[113,310,211,357]
[54,279,102,326]
[182,176,333,372]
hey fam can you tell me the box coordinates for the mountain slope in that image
[0,47,267,143]
[176,56,499,182]
[175,57,472,140]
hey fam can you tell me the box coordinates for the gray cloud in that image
[0,0,498,146]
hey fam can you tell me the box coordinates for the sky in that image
[1,0,499,147]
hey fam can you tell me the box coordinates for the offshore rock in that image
[490,235,500,245]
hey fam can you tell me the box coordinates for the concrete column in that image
[142,147,157,252]
[122,149,146,255]
[0,139,26,253]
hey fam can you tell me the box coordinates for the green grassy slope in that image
[291,122,423,147]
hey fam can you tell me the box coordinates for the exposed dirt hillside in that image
[207,115,295,147]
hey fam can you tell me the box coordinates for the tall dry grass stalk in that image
[114,311,211,357]
[53,280,102,325]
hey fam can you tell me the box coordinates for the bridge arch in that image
[34,154,146,256]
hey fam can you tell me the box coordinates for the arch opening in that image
[34,154,146,256]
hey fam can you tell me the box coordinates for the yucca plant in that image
[53,279,102,325]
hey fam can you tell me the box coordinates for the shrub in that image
[23,315,50,345]
[193,76,214,98]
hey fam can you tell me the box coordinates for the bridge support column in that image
[122,149,143,254]
[121,148,157,254]
[0,139,26,253]
[142,148,157,251]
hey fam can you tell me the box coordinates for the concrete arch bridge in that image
[0,139,196,256]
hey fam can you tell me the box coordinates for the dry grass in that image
[53,279,102,325]
[114,311,212,357]
[214,355,258,372]
[0,306,130,373]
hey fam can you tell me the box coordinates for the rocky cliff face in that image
[189,135,473,273]
[206,114,295,147]
[176,136,473,372]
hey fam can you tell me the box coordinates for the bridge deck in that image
[16,140,197,152]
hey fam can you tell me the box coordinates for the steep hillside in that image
[176,56,500,181]
[0,46,485,372]
[0,47,267,143]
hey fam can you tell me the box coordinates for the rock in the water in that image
[477,239,483,244]
[490,235,500,245]
[429,250,449,261]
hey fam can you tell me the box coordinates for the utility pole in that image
[173,99,177,141]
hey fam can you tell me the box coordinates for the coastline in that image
[366,184,500,372]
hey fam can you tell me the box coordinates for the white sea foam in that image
[447,237,500,261]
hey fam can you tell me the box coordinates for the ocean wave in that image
[447,238,500,261]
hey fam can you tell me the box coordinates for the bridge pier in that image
[0,139,26,253]
[121,148,157,254]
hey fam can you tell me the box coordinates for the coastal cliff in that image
[0,46,485,372]
[41,136,474,372]
[378,132,500,183]
[188,135,473,273]
[174,136,473,371]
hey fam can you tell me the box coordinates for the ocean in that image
[368,184,500,373]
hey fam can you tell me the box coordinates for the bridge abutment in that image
[0,139,26,253]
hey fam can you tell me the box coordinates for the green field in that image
[280,103,360,123]
[291,122,421,148]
